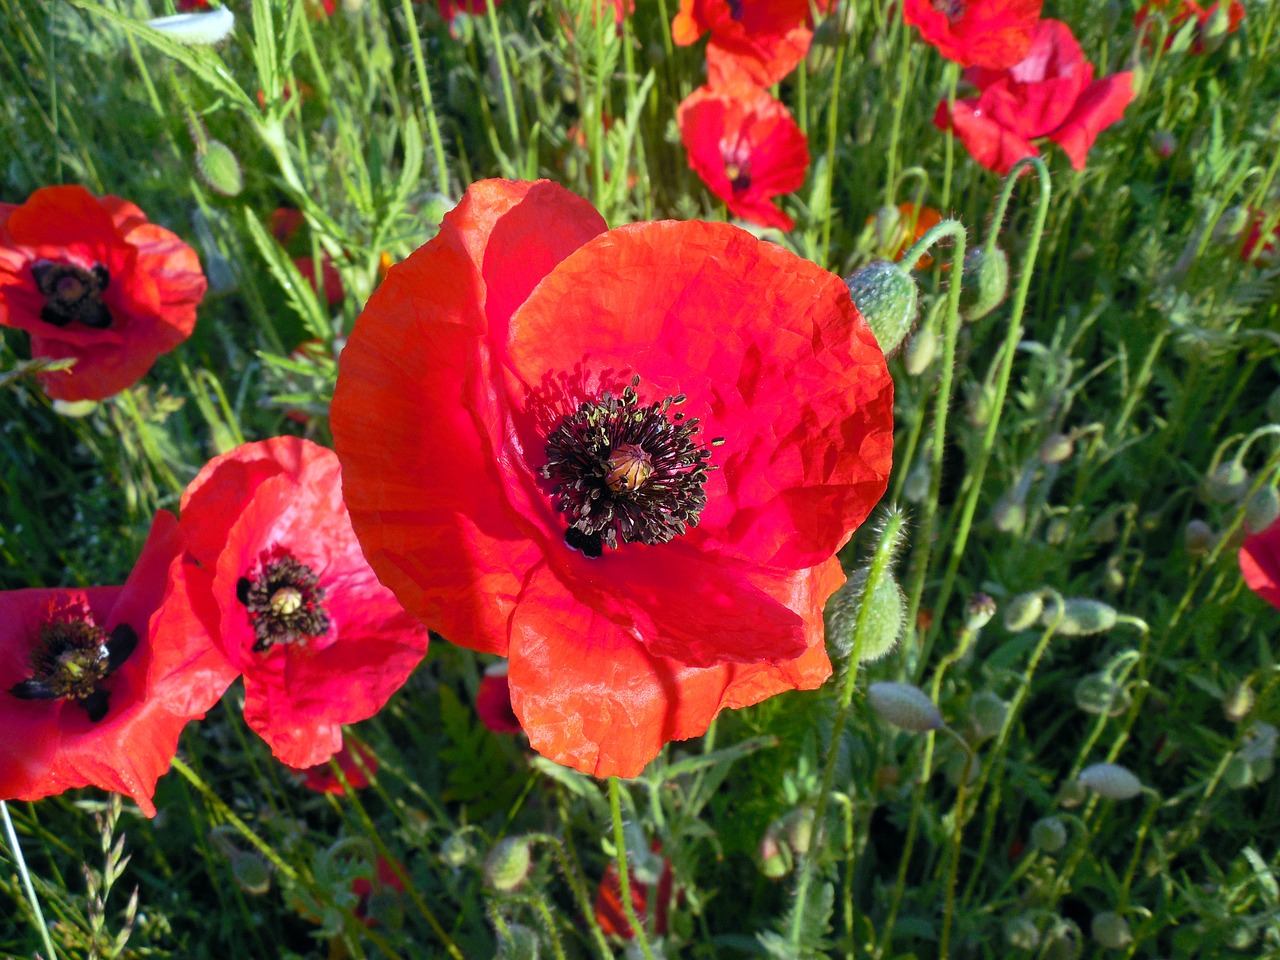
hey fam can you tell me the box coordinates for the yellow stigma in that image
[605,443,654,493]
[270,586,304,616]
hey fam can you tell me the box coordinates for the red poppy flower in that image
[1135,0,1244,52]
[425,0,500,22]
[177,0,209,9]
[476,661,522,734]
[934,19,1135,174]
[0,186,205,401]
[295,254,345,307]
[1240,210,1279,267]
[0,512,236,816]
[176,437,431,769]
[331,179,893,778]
[868,202,944,269]
[677,83,810,231]
[1240,520,1280,610]
[352,856,406,927]
[594,844,674,938]
[672,0,813,86]
[298,739,378,795]
[271,207,306,245]
[903,0,1043,69]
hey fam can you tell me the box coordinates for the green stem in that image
[484,0,522,159]
[789,510,907,951]
[1,802,59,960]
[607,778,656,960]
[398,0,450,195]
[938,727,975,960]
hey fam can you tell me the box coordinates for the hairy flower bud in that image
[965,593,997,632]
[1078,762,1143,800]
[868,682,943,732]
[1202,461,1249,504]
[1041,598,1118,636]
[959,245,1009,321]
[484,837,533,892]
[967,690,1008,740]
[1042,918,1083,960]
[1031,816,1068,853]
[825,567,905,664]
[1149,130,1177,158]
[993,494,1026,534]
[1003,591,1044,632]
[1184,519,1215,556]
[758,824,793,878]
[1245,487,1280,533]
[845,259,918,355]
[904,327,937,375]
[1091,912,1132,950]
[196,139,244,197]
[231,850,272,895]
[1039,433,1074,465]
[440,831,476,868]
[1005,915,1041,951]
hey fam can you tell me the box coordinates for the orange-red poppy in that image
[677,83,809,231]
[298,739,378,795]
[476,661,522,734]
[870,202,944,269]
[0,186,205,401]
[1135,0,1245,52]
[672,0,813,86]
[175,437,431,769]
[1241,519,1280,610]
[904,0,1043,69]
[935,19,1135,174]
[0,512,236,815]
[331,179,894,778]
[594,843,675,938]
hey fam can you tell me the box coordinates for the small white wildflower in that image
[145,7,234,46]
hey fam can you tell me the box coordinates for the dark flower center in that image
[31,260,113,329]
[726,0,743,19]
[542,376,722,557]
[8,616,138,723]
[931,0,965,22]
[236,547,330,651]
[724,161,753,193]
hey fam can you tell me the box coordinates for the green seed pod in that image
[484,837,533,892]
[1030,816,1068,853]
[1078,762,1143,800]
[758,825,794,879]
[784,807,816,857]
[197,139,244,197]
[968,690,1008,740]
[1056,778,1087,809]
[992,494,1026,534]
[845,259,919,355]
[1043,598,1117,636]
[1039,433,1074,465]
[1005,915,1041,951]
[1002,591,1044,632]
[231,851,272,895]
[439,831,476,868]
[868,682,943,732]
[1091,912,1132,950]
[959,245,1009,321]
[495,922,541,960]
[1202,461,1249,504]
[1215,204,1251,242]
[903,326,937,375]
[1245,487,1280,533]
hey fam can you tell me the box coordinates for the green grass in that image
[2,0,1279,957]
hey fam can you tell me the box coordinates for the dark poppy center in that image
[31,260,113,329]
[236,547,330,651]
[542,376,722,557]
[8,617,138,723]
[931,0,965,21]
[726,0,743,19]
[724,161,753,193]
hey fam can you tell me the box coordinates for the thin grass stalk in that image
[1,801,60,960]
[607,777,656,960]
[398,0,450,195]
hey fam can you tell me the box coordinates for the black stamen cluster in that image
[236,549,330,651]
[543,377,720,557]
[9,619,138,723]
[31,260,113,329]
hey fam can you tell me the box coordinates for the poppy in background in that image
[594,844,674,939]
[904,0,1042,69]
[331,179,894,778]
[476,661,522,734]
[671,0,814,86]
[175,437,431,769]
[294,255,345,307]
[678,83,809,231]
[1241,520,1280,610]
[935,19,1134,174]
[0,512,236,815]
[0,185,205,401]
[1135,0,1244,53]
[869,202,944,269]
[299,739,379,795]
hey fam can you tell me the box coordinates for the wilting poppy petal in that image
[0,512,235,815]
[178,437,430,769]
[1047,72,1136,170]
[0,186,205,401]
[677,84,809,231]
[333,179,893,777]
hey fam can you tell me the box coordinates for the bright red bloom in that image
[177,0,209,9]
[677,83,810,231]
[427,0,500,22]
[1135,0,1244,52]
[294,254,344,307]
[1241,520,1280,610]
[176,437,431,769]
[298,739,378,794]
[1240,210,1279,267]
[594,844,674,938]
[352,857,406,927]
[868,202,944,269]
[0,513,236,816]
[672,0,813,86]
[271,207,306,245]
[0,186,205,401]
[903,0,1043,69]
[934,19,1135,174]
[476,661,522,734]
[331,179,893,778]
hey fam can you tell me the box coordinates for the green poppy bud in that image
[1078,762,1143,800]
[1184,519,1215,556]
[1005,915,1041,951]
[1042,918,1083,960]
[968,690,1008,740]
[825,568,905,664]
[959,245,1009,321]
[758,824,794,879]
[868,681,943,732]
[904,326,937,375]
[965,592,997,631]
[496,922,541,960]
[197,139,244,197]
[484,837,533,892]
[1002,591,1044,632]
[1202,461,1249,504]
[1030,816,1068,853]
[231,851,271,895]
[1039,433,1074,465]
[440,831,476,868]
[1245,487,1280,533]
[845,259,918,355]
[1042,598,1118,636]
[1091,912,1132,950]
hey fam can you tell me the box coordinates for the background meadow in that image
[2,0,1279,958]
